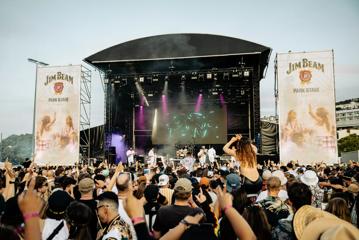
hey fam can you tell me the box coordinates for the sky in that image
[0,0,358,138]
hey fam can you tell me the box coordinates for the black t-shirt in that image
[78,199,98,240]
[152,205,203,235]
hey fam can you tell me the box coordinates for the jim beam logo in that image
[286,58,324,84]
[44,72,74,95]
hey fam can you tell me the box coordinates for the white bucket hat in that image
[272,170,287,186]
[300,170,319,186]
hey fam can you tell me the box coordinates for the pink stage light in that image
[195,94,203,112]
[219,93,225,106]
[161,95,168,118]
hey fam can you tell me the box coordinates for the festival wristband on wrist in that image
[23,212,40,222]
[131,216,145,225]
[223,204,233,214]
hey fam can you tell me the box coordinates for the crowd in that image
[0,134,358,240]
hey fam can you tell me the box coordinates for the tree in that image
[338,134,359,155]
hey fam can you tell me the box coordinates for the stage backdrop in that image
[277,50,338,165]
[34,65,81,166]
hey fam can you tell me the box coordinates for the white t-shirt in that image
[126,150,135,164]
[42,219,69,240]
[256,190,289,202]
[180,157,195,172]
[207,148,216,162]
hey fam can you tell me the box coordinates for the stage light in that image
[148,93,153,97]
[195,93,203,112]
[212,92,218,95]
[152,74,159,82]
[191,72,198,80]
[244,70,250,77]
[162,80,168,95]
[139,76,145,82]
[152,108,158,139]
[206,73,212,79]
[223,72,229,81]
[232,70,239,78]
[181,75,186,81]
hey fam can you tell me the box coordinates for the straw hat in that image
[347,183,359,194]
[293,205,336,239]
[300,217,359,240]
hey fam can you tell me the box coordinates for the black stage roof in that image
[84,33,271,78]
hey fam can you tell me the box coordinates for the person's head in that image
[0,225,20,240]
[173,178,193,201]
[94,174,106,189]
[34,176,48,194]
[325,197,351,222]
[144,184,160,203]
[235,137,256,168]
[96,191,119,224]
[242,205,271,240]
[46,190,74,220]
[66,201,92,240]
[66,115,73,127]
[79,178,94,196]
[116,172,131,193]
[60,176,76,192]
[288,182,312,211]
[267,176,281,197]
[287,110,296,122]
[226,173,241,193]
[158,174,170,188]
[287,162,294,170]
[232,187,248,214]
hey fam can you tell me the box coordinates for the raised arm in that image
[223,135,241,157]
[215,187,256,240]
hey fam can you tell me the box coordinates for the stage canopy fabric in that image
[84,33,271,78]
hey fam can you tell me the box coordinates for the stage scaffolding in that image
[80,66,91,159]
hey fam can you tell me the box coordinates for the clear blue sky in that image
[1,0,358,137]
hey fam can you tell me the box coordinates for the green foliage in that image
[0,134,32,164]
[338,134,359,155]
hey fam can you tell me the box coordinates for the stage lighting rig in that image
[244,69,250,77]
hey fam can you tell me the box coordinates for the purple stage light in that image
[111,133,126,164]
[138,105,144,129]
[220,93,226,106]
[161,95,168,118]
[195,94,203,112]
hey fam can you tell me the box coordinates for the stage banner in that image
[277,50,338,165]
[34,65,81,166]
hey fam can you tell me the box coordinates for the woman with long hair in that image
[223,134,262,194]
[242,205,271,240]
[325,197,351,223]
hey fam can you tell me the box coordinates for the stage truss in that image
[80,66,91,159]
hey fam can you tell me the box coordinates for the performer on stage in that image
[180,152,195,172]
[197,145,207,167]
[126,147,136,166]
[207,146,216,164]
[148,147,156,166]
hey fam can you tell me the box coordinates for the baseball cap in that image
[158,174,169,186]
[226,173,241,192]
[79,178,94,193]
[174,178,193,193]
[200,177,210,187]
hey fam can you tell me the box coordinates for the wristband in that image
[23,212,40,222]
[131,216,145,225]
[223,204,232,214]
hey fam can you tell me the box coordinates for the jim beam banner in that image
[34,65,81,166]
[278,51,338,165]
